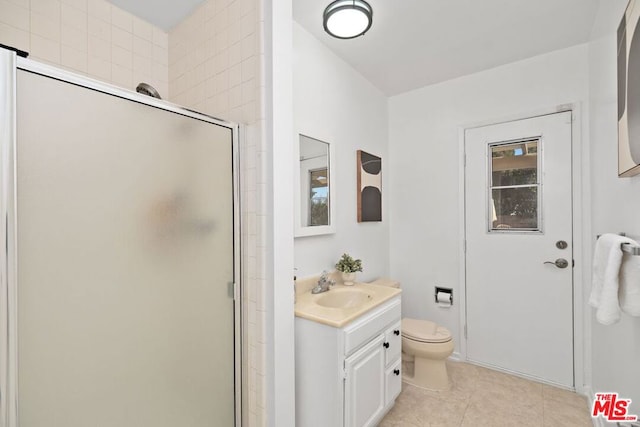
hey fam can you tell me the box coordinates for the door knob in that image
[544,258,569,269]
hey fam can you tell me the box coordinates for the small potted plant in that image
[335,253,363,286]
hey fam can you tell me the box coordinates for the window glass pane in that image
[491,140,538,186]
[309,168,329,226]
[491,187,538,230]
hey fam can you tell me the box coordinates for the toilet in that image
[368,278,454,391]
[401,318,454,391]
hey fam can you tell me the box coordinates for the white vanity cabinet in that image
[295,295,402,427]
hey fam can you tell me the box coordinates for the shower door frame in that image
[0,49,243,427]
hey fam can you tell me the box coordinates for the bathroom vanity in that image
[295,283,402,427]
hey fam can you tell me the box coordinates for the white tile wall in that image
[168,1,266,426]
[0,0,169,97]
[168,0,259,125]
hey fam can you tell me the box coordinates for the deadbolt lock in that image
[556,240,568,250]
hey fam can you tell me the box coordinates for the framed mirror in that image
[295,134,335,237]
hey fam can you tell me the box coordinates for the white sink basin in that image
[295,281,402,327]
[315,288,373,309]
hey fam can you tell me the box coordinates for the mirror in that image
[295,134,335,237]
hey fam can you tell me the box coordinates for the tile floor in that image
[380,360,592,427]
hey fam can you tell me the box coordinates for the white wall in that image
[388,45,590,354]
[588,0,640,416]
[265,1,295,426]
[293,22,389,281]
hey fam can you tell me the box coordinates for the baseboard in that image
[449,351,462,362]
[464,358,575,390]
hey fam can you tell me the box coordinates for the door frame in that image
[0,51,244,427]
[457,103,589,393]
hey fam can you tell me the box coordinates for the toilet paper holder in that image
[435,287,453,305]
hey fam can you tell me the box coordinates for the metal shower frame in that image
[0,48,243,427]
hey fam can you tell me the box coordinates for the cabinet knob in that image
[383,342,390,349]
[393,330,400,336]
[393,369,400,376]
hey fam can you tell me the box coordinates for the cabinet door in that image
[385,359,402,404]
[344,335,386,427]
[384,321,402,366]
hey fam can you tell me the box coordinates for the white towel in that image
[589,233,636,325]
[620,250,640,316]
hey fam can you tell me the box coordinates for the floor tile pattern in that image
[380,361,592,427]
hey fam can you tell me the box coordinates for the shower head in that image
[136,82,162,99]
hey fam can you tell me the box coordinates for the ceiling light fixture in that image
[323,0,373,39]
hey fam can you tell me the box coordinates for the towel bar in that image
[596,233,640,256]
[622,243,640,256]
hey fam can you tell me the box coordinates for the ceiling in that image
[293,0,600,96]
[107,0,205,31]
[108,0,601,96]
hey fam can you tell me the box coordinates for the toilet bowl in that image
[367,279,454,391]
[401,318,454,391]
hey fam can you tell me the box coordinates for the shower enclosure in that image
[0,49,241,427]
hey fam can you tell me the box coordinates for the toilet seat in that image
[402,318,452,343]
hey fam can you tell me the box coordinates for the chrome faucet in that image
[311,271,335,294]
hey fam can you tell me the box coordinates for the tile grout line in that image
[457,397,472,427]
[457,364,478,427]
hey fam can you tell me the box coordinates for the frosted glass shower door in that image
[15,70,236,427]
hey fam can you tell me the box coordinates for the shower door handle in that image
[544,258,569,269]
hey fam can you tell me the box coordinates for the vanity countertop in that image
[294,282,401,328]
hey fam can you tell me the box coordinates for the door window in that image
[489,139,540,232]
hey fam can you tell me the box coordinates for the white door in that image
[344,335,386,427]
[464,111,574,388]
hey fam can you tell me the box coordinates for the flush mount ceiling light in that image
[323,0,373,39]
